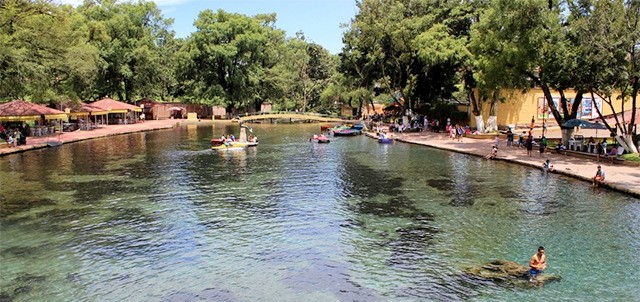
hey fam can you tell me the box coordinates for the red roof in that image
[0,100,65,116]
[592,109,640,126]
[89,98,141,111]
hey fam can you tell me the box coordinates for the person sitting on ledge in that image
[542,159,554,173]
[485,145,498,159]
[592,165,605,186]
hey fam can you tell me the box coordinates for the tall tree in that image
[573,0,639,153]
[471,0,588,143]
[78,0,176,102]
[341,0,425,112]
[181,10,284,113]
[281,33,335,112]
[415,0,491,130]
[0,0,98,103]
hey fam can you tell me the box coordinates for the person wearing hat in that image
[592,165,605,186]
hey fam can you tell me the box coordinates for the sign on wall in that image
[537,96,602,119]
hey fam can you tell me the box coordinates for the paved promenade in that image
[369,130,639,198]
[0,119,181,156]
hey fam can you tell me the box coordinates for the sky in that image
[56,0,359,54]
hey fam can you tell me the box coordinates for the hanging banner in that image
[538,96,559,119]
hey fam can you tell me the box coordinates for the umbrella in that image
[562,118,607,129]
[563,118,607,138]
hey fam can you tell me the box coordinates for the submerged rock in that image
[463,260,561,288]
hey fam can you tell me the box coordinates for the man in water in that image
[529,246,547,281]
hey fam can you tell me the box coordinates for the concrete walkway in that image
[367,130,640,198]
[0,119,181,156]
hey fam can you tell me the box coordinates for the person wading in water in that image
[529,246,547,281]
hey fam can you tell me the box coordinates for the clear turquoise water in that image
[0,123,638,301]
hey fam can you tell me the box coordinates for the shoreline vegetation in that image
[1,120,638,198]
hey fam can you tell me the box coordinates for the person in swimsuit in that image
[529,246,547,280]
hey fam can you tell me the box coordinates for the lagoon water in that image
[1,123,639,301]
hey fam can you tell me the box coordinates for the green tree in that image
[471,0,589,143]
[78,0,176,102]
[0,0,98,104]
[341,0,424,112]
[572,0,639,153]
[414,0,491,130]
[280,33,335,112]
[181,10,285,113]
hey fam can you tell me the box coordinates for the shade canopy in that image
[67,102,109,117]
[562,118,607,129]
[0,100,67,121]
[90,98,142,113]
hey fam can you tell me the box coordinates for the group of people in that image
[447,124,468,142]
[0,124,27,147]
[504,128,548,157]
[586,136,621,163]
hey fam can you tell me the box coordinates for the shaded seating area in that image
[89,98,143,125]
[568,134,585,151]
[65,102,109,130]
[0,100,67,138]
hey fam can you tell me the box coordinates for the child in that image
[485,145,498,159]
[542,159,553,173]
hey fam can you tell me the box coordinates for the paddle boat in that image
[310,134,330,143]
[211,125,259,150]
[330,124,363,136]
[237,125,259,147]
[378,137,393,144]
[320,124,337,132]
[377,133,394,144]
[211,138,247,151]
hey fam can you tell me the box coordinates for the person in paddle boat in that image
[379,132,388,139]
[529,246,547,281]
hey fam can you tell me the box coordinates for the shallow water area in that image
[1,123,638,301]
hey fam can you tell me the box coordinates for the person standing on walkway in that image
[539,136,547,157]
[506,128,514,147]
[592,165,605,186]
[530,116,535,129]
[525,135,533,157]
[529,246,547,281]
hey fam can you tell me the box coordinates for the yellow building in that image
[471,88,639,129]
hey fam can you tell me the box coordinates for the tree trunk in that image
[485,116,497,133]
[484,91,499,133]
[617,134,639,153]
[561,128,574,147]
[475,116,485,133]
